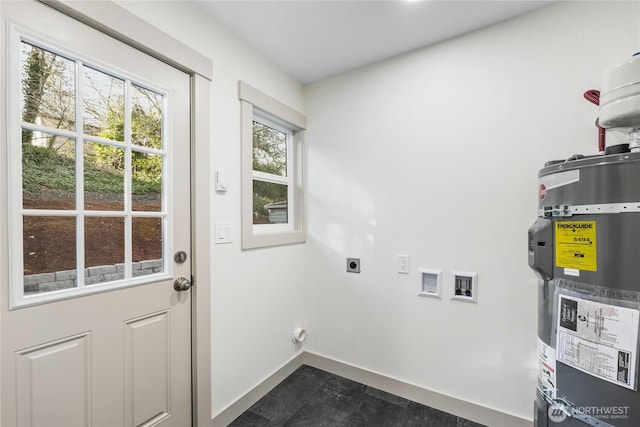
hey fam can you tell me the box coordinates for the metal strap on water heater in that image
[539,202,640,217]
[538,390,617,427]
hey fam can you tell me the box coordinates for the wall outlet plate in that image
[397,254,410,274]
[346,258,361,273]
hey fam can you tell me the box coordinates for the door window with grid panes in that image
[11,38,170,307]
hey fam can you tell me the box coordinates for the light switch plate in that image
[215,222,232,244]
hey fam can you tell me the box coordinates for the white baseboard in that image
[211,350,533,427]
[211,352,305,427]
[302,352,533,427]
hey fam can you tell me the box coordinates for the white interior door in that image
[1,2,192,426]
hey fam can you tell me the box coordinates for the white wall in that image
[116,1,308,417]
[304,1,639,421]
[110,0,640,423]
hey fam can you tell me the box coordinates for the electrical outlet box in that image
[418,269,442,299]
[346,258,361,273]
[451,270,478,303]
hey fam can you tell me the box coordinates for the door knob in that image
[173,277,192,291]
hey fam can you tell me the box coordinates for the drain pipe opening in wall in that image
[291,328,307,344]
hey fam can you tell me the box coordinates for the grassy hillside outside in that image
[22,144,161,196]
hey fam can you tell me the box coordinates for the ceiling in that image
[193,0,554,84]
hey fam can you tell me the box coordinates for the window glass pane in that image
[20,42,75,132]
[132,84,163,149]
[23,216,77,295]
[253,180,288,224]
[132,217,163,277]
[22,130,75,210]
[253,121,287,177]
[83,66,124,140]
[84,142,124,210]
[132,151,162,212]
[84,216,124,285]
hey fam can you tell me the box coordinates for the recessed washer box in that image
[451,270,478,303]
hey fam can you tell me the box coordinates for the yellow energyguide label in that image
[555,221,597,271]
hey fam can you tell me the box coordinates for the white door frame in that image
[36,1,213,425]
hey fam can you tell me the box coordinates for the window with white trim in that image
[239,81,306,249]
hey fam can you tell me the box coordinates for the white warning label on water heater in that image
[537,338,556,398]
[556,295,640,390]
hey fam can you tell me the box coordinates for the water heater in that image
[529,55,640,427]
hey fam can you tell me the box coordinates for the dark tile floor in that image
[229,365,487,427]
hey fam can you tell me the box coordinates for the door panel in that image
[124,311,171,427]
[16,333,92,427]
[1,2,192,426]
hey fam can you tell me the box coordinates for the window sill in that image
[242,229,306,250]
